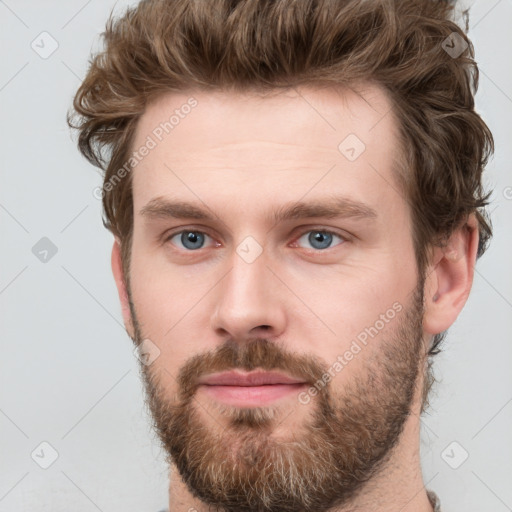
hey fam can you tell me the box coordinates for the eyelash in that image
[163,227,348,253]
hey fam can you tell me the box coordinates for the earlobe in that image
[423,215,479,335]
[111,238,135,339]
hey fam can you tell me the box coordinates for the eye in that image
[166,230,215,251]
[165,228,346,253]
[293,229,346,251]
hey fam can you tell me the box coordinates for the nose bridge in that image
[211,239,286,338]
[222,241,273,314]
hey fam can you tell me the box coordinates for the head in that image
[68,0,493,510]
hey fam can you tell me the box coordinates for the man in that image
[68,0,493,510]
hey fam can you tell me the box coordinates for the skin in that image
[111,83,479,511]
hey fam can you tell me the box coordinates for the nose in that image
[210,245,287,343]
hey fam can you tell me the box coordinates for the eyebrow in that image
[140,195,377,226]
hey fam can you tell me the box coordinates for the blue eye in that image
[296,230,345,250]
[168,231,211,250]
[166,228,345,252]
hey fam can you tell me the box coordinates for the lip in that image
[196,370,308,407]
[197,370,307,386]
[198,383,307,407]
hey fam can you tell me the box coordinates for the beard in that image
[128,282,426,512]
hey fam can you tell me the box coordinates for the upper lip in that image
[198,370,307,386]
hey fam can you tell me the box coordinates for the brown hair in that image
[67,0,493,400]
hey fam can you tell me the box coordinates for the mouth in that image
[197,370,308,407]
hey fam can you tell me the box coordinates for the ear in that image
[111,237,135,340]
[423,214,479,335]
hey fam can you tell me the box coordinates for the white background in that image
[0,1,511,511]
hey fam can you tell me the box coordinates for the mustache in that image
[172,338,328,401]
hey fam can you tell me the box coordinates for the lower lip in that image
[198,383,307,407]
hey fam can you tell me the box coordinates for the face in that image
[122,84,428,511]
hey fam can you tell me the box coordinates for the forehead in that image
[129,83,404,222]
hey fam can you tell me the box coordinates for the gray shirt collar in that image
[427,489,442,511]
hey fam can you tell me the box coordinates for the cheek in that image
[130,268,206,343]
[128,243,183,347]
[128,243,221,381]
[291,255,417,375]
[289,246,416,328]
